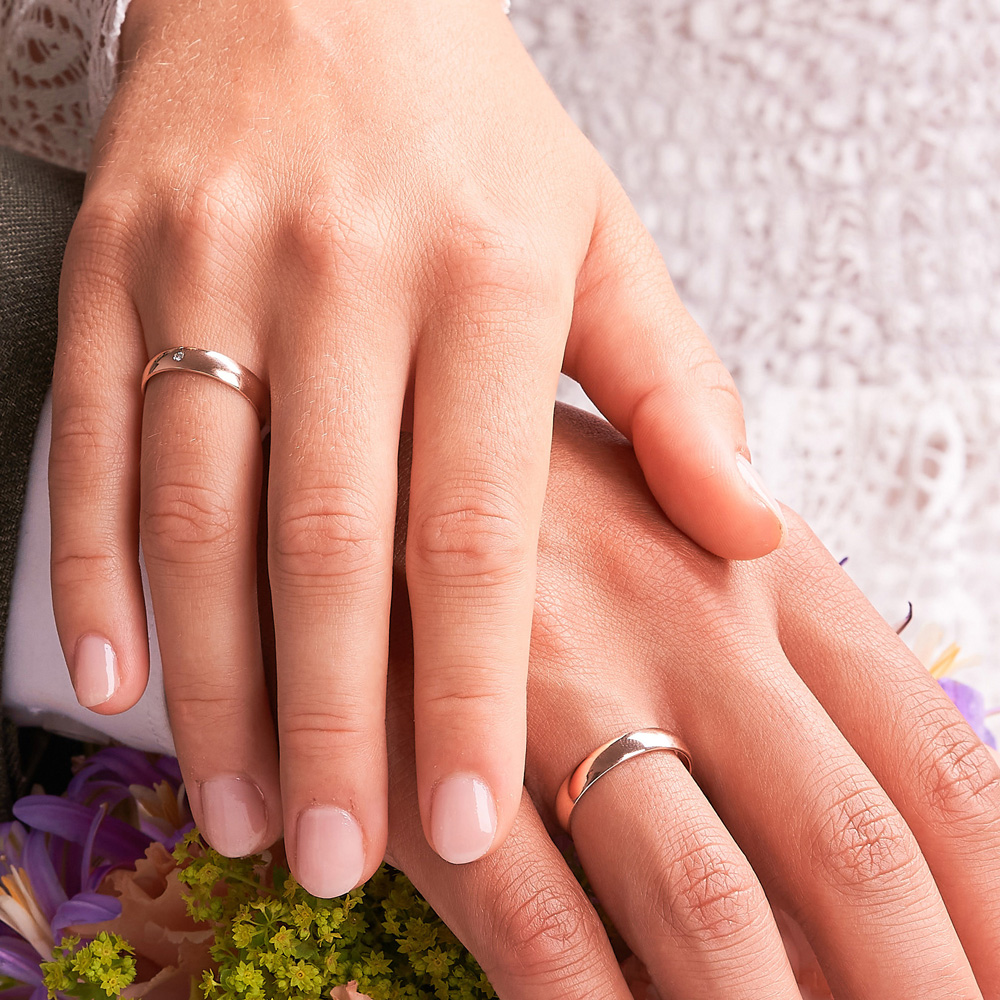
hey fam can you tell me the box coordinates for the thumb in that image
[564,169,785,560]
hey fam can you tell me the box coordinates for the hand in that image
[388,405,1000,999]
[47,0,785,889]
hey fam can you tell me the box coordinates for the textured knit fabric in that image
[0,145,84,817]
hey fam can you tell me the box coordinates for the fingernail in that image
[296,806,365,898]
[736,454,787,542]
[200,775,268,857]
[73,634,119,707]
[430,773,497,865]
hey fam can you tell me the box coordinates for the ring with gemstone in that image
[141,347,269,427]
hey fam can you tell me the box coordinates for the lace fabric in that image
[0,0,127,170]
[532,0,1000,709]
[2,0,999,711]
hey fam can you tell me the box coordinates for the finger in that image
[50,212,150,715]
[690,640,984,1000]
[406,261,569,866]
[529,716,802,1000]
[383,611,633,1000]
[776,522,1000,994]
[267,298,405,900]
[139,326,281,858]
[564,168,785,560]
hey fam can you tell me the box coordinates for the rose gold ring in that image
[555,728,693,831]
[141,348,269,427]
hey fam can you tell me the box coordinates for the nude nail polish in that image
[430,773,497,865]
[296,806,365,898]
[73,634,119,707]
[200,775,268,858]
[736,454,787,541]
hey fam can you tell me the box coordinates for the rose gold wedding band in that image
[141,347,270,426]
[555,728,693,831]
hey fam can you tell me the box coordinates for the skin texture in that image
[47,0,787,890]
[369,406,1000,1000]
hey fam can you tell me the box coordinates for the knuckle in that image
[281,195,383,284]
[279,705,381,762]
[163,169,254,263]
[141,480,237,558]
[51,547,121,590]
[166,680,246,733]
[810,772,923,894]
[409,499,527,584]
[67,196,137,267]
[434,217,561,310]
[50,401,127,481]
[487,863,605,981]
[912,705,1000,824]
[272,489,383,582]
[653,838,766,948]
[686,346,744,413]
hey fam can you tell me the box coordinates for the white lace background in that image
[2,0,1000,728]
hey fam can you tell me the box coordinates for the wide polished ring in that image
[141,347,270,427]
[555,727,693,831]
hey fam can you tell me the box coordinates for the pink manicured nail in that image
[199,776,268,858]
[73,635,119,707]
[430,773,497,865]
[736,454,787,542]
[296,806,365,898]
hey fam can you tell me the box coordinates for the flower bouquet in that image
[1,628,996,1000]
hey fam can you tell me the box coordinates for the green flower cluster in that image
[174,830,494,1000]
[37,829,496,1000]
[40,931,136,999]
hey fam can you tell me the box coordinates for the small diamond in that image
[172,350,185,362]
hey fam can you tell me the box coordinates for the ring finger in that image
[529,712,802,1000]
[140,324,281,858]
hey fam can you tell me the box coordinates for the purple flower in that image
[0,747,193,996]
[938,678,998,749]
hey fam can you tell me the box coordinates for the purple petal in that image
[29,986,48,1000]
[0,823,28,869]
[79,804,107,888]
[0,939,43,986]
[67,749,164,799]
[0,986,36,999]
[0,985,36,999]
[83,861,117,895]
[939,678,998,749]
[153,755,183,785]
[51,893,121,942]
[12,799,151,863]
[21,832,67,922]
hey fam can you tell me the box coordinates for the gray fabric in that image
[0,146,85,817]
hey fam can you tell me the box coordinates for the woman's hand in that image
[47,0,784,890]
[387,405,1000,999]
